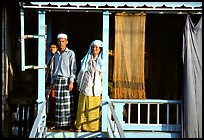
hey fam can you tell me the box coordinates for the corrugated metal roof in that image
[20,2,202,13]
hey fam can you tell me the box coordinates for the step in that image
[46,131,108,138]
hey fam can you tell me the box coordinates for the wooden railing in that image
[110,99,182,135]
[29,99,181,138]
[29,100,47,138]
[107,101,126,138]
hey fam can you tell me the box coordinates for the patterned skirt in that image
[54,76,74,127]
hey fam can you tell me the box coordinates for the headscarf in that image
[80,40,103,72]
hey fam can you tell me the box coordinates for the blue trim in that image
[110,99,182,104]
[124,131,181,138]
[20,8,25,71]
[37,10,46,113]
[30,2,202,8]
[122,124,181,131]
[46,14,52,63]
[101,11,110,132]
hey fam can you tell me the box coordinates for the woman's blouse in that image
[77,55,102,96]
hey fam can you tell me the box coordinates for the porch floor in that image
[46,131,107,138]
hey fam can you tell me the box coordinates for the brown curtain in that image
[112,13,146,99]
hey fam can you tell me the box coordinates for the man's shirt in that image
[51,47,77,83]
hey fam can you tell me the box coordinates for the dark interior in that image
[47,12,103,73]
[46,12,187,100]
[12,9,201,101]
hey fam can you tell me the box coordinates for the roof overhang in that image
[19,2,202,14]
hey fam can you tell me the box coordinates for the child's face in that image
[50,45,58,55]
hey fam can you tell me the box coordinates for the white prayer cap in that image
[57,33,68,39]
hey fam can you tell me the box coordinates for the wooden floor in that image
[46,130,107,138]
[46,123,105,138]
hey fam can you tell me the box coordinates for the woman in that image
[75,40,103,132]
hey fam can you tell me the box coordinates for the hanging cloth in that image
[112,12,146,99]
[182,15,202,138]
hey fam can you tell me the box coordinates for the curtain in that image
[182,15,202,138]
[112,13,146,99]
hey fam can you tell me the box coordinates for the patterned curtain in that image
[112,12,146,99]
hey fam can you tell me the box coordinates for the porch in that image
[29,98,181,138]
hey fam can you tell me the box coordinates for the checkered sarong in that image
[54,76,74,127]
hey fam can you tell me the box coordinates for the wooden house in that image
[1,2,202,138]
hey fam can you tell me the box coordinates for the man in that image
[50,33,77,130]
[45,42,58,129]
[46,42,58,88]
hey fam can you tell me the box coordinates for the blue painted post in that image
[46,14,52,63]
[102,11,110,132]
[20,8,25,71]
[37,10,46,113]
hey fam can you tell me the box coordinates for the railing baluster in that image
[138,103,140,124]
[176,104,179,124]
[128,103,131,124]
[157,104,160,124]
[147,103,150,124]
[167,104,169,124]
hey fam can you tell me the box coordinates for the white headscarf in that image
[80,40,103,72]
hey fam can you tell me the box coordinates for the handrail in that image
[29,100,47,138]
[109,99,182,132]
[110,99,182,104]
[107,101,126,138]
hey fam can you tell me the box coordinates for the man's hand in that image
[45,91,50,100]
[68,82,74,91]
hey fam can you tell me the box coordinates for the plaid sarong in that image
[54,76,74,127]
